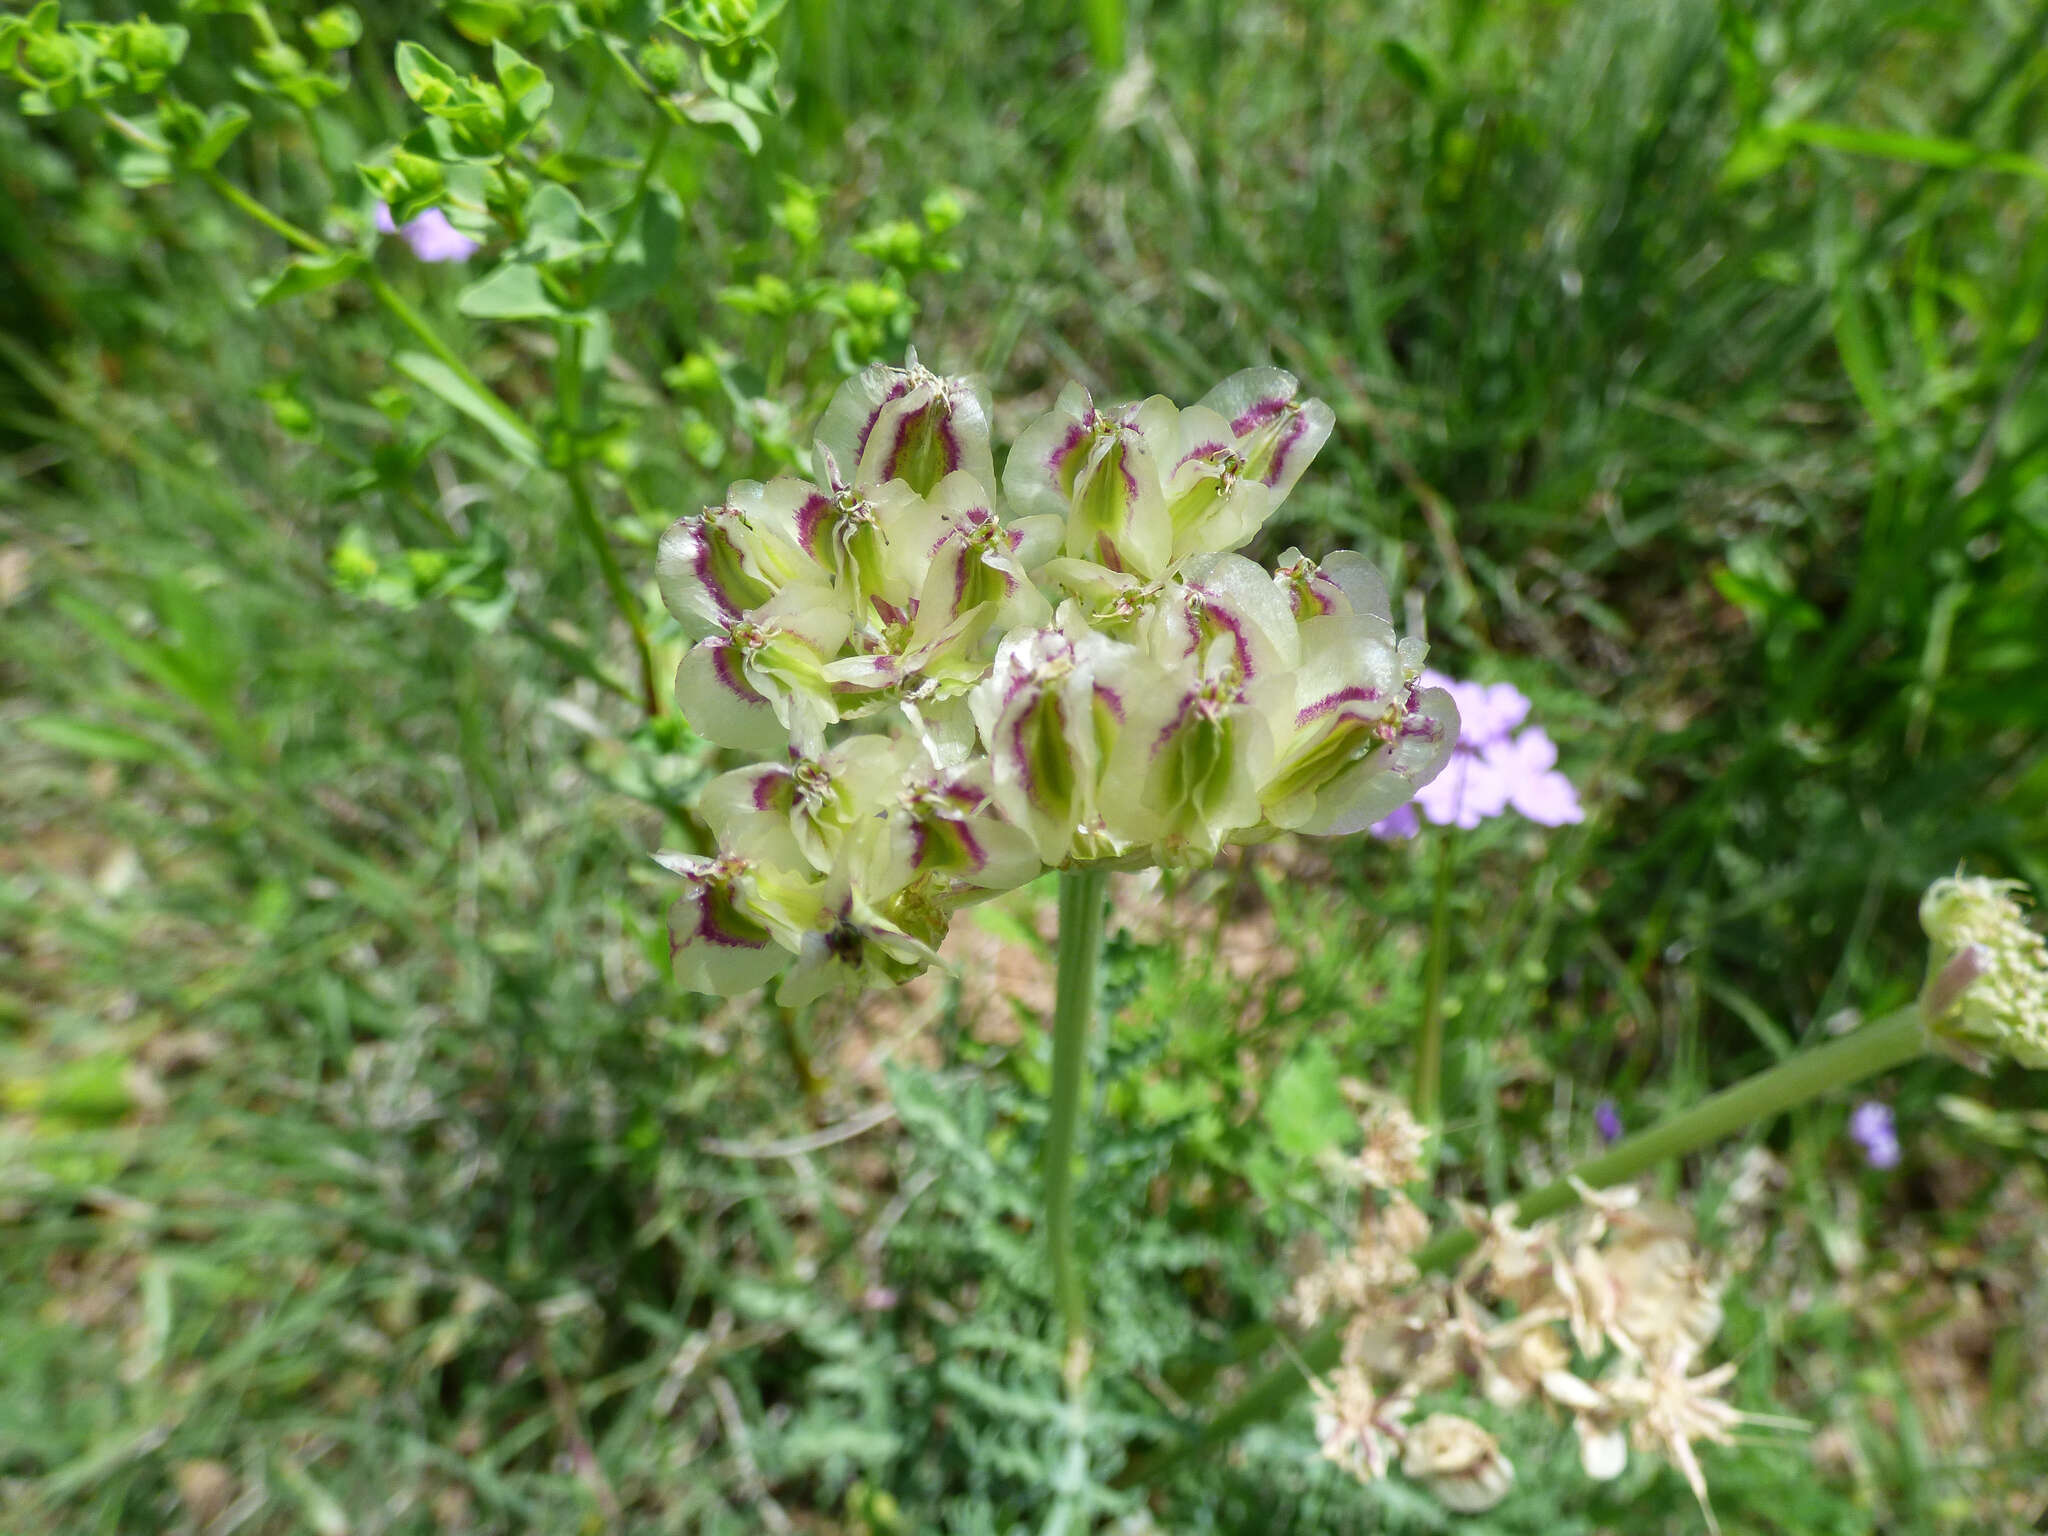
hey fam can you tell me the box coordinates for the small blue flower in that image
[1594,1099,1623,1145]
[1848,1100,1900,1170]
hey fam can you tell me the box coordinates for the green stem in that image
[1116,1003,1928,1489]
[1046,866,1109,1389]
[200,168,328,256]
[361,269,537,451]
[1414,828,1455,1127]
[558,325,664,718]
[775,1006,824,1113]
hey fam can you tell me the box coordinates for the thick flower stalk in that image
[653,351,1458,1004]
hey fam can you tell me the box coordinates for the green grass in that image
[5,0,2048,1531]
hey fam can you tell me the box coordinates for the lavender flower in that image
[1594,1099,1623,1145]
[374,204,480,264]
[1372,671,1582,836]
[1848,1100,1900,1170]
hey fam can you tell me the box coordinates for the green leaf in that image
[19,716,164,764]
[1081,0,1124,70]
[1378,36,1442,97]
[1830,278,1893,436]
[184,103,251,170]
[115,148,174,189]
[393,41,461,105]
[493,39,551,133]
[252,249,365,306]
[681,93,760,153]
[391,350,540,466]
[456,261,566,320]
[1262,1041,1353,1160]
[595,186,680,310]
[517,183,605,263]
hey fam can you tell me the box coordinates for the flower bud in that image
[304,6,363,52]
[115,18,188,90]
[637,39,690,92]
[1920,874,2048,1068]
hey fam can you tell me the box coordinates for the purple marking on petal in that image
[1230,395,1290,436]
[1400,713,1444,741]
[793,492,833,557]
[1151,692,1197,754]
[692,883,767,950]
[1046,421,1089,478]
[1093,682,1125,722]
[751,769,789,811]
[883,402,961,483]
[1259,409,1309,488]
[1294,685,1380,727]
[853,376,917,463]
[1190,590,1255,678]
[871,594,911,628]
[710,642,767,702]
[1008,706,1038,797]
[1093,533,1127,573]
[1175,440,1229,472]
[950,548,972,613]
[685,523,742,621]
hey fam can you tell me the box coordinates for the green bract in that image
[655,352,1460,1005]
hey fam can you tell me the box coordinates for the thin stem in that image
[775,1006,824,1116]
[1116,1003,1928,1489]
[1414,828,1455,1127]
[558,324,664,718]
[1046,866,1109,1389]
[362,268,538,453]
[200,168,328,256]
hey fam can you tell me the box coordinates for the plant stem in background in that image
[200,167,327,255]
[1414,828,1456,1128]
[557,324,665,718]
[1046,866,1109,1389]
[775,1006,824,1115]
[1119,1003,1928,1488]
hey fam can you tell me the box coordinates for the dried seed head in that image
[1348,1100,1431,1190]
[1400,1413,1516,1513]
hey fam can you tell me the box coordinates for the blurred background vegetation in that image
[4,0,2047,1531]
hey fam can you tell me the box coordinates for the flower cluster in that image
[654,353,1458,1004]
[1293,1106,1779,1529]
[1370,672,1580,838]
[1919,873,2048,1069]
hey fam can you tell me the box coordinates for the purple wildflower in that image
[1848,1101,1900,1169]
[374,203,480,264]
[1368,803,1419,841]
[1594,1099,1623,1145]
[1379,670,1583,835]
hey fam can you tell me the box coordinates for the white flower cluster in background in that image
[653,352,1458,1004]
[1295,1105,1782,1531]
